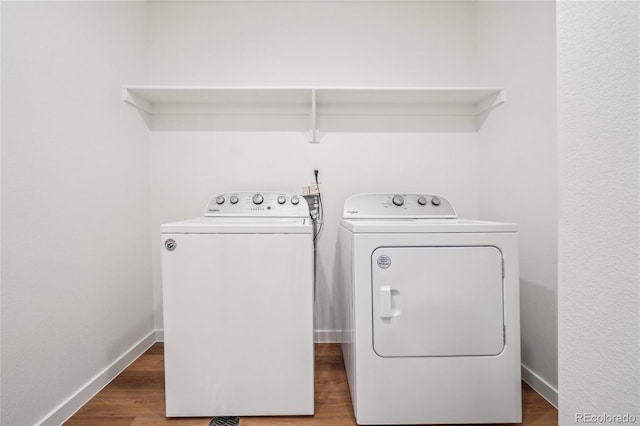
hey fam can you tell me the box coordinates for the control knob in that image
[291,195,300,205]
[230,195,239,205]
[392,194,405,206]
[431,196,441,206]
[252,193,264,205]
[417,196,427,206]
[277,195,286,205]
[215,195,225,205]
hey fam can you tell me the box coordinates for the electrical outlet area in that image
[302,184,320,195]
[302,184,321,216]
[302,194,320,220]
[302,168,324,242]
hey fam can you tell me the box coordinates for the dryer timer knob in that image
[392,195,405,206]
[417,196,427,206]
[291,196,300,205]
[252,193,264,205]
[431,196,441,206]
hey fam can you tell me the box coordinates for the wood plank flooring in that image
[65,343,557,426]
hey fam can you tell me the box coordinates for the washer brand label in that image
[164,239,177,251]
[377,255,391,269]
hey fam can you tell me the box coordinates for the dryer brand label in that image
[164,239,177,251]
[377,255,391,269]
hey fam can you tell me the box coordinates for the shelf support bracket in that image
[122,88,152,114]
[122,88,152,127]
[474,89,506,129]
[475,89,506,115]
[309,89,319,143]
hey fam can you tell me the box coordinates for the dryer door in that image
[372,246,504,357]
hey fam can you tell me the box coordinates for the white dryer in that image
[161,192,314,417]
[339,193,521,425]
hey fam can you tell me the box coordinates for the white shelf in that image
[123,86,505,142]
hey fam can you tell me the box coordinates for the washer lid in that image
[162,217,312,234]
[341,218,517,233]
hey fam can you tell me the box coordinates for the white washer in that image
[161,192,314,417]
[339,193,521,425]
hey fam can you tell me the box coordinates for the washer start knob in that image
[252,193,264,205]
[392,195,405,206]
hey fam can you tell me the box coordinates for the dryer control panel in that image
[343,193,457,219]
[205,192,309,217]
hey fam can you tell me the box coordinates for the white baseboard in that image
[37,330,157,426]
[314,329,344,343]
[155,329,164,342]
[521,364,558,408]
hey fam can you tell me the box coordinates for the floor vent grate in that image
[209,416,240,426]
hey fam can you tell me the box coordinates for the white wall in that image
[146,1,482,336]
[1,3,153,425]
[0,0,3,418]
[476,2,558,404]
[557,1,639,423]
[146,1,477,87]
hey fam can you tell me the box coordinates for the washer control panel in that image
[343,193,457,219]
[205,192,308,217]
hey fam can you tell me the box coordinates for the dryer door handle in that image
[380,286,393,318]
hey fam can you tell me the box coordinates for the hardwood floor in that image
[65,343,557,426]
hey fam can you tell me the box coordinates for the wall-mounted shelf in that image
[123,86,505,142]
